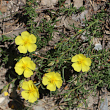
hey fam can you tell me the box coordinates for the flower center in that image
[29,88,35,93]
[78,61,82,64]
[22,64,27,69]
[24,40,29,45]
[77,59,84,64]
[49,78,55,84]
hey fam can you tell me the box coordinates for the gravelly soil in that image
[0,0,110,110]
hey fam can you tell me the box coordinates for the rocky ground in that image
[0,0,110,110]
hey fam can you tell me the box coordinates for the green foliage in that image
[0,11,2,15]
[2,35,13,41]
[1,78,17,93]
[0,35,14,65]
[0,0,110,109]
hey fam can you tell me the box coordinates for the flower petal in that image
[84,58,91,66]
[71,54,79,62]
[21,57,36,70]
[47,83,56,91]
[21,80,39,103]
[42,76,49,85]
[15,60,24,67]
[72,62,81,72]
[54,72,62,80]
[33,90,39,98]
[21,57,31,64]
[29,34,37,43]
[28,61,36,70]
[27,44,37,52]
[28,81,39,97]
[28,80,34,89]
[82,64,90,72]
[78,54,86,59]
[44,72,53,79]
[18,45,27,53]
[21,91,29,100]
[21,31,30,38]
[28,80,33,84]
[55,80,62,88]
[15,36,24,45]
[28,93,37,103]
[24,69,33,78]
[22,81,30,90]
[14,66,24,75]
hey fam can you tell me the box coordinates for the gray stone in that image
[100,97,108,110]
[33,106,45,110]
[0,97,5,104]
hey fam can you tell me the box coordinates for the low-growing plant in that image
[0,0,110,109]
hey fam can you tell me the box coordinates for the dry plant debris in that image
[0,0,110,110]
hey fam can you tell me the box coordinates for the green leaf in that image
[19,79,25,87]
[77,103,83,108]
[0,37,2,41]
[2,35,12,42]
[1,84,10,93]
[48,61,55,66]
[0,11,2,15]
[64,98,71,102]
[1,78,17,93]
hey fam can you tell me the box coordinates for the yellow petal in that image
[45,72,53,79]
[23,69,33,78]
[21,57,36,70]
[84,58,91,66]
[27,44,37,52]
[54,72,62,80]
[28,81,39,97]
[22,81,30,90]
[14,66,24,75]
[47,83,56,91]
[55,80,62,88]
[82,64,90,72]
[33,90,39,98]
[28,93,37,103]
[42,76,49,85]
[18,45,27,53]
[21,31,30,38]
[15,36,24,45]
[29,93,35,98]
[29,34,37,43]
[71,54,79,62]
[28,97,37,103]
[21,91,29,100]
[72,62,81,72]
[4,92,9,96]
[22,36,29,42]
[21,57,31,64]
[78,54,86,59]
[15,60,24,67]
[28,61,36,70]
[28,98,37,103]
[28,80,33,84]
[28,80,34,89]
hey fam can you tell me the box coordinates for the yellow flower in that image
[21,80,39,103]
[42,72,63,91]
[15,31,37,53]
[4,92,9,96]
[71,54,91,72]
[14,57,36,78]
[78,30,82,32]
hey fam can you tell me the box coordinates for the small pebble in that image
[0,97,5,104]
